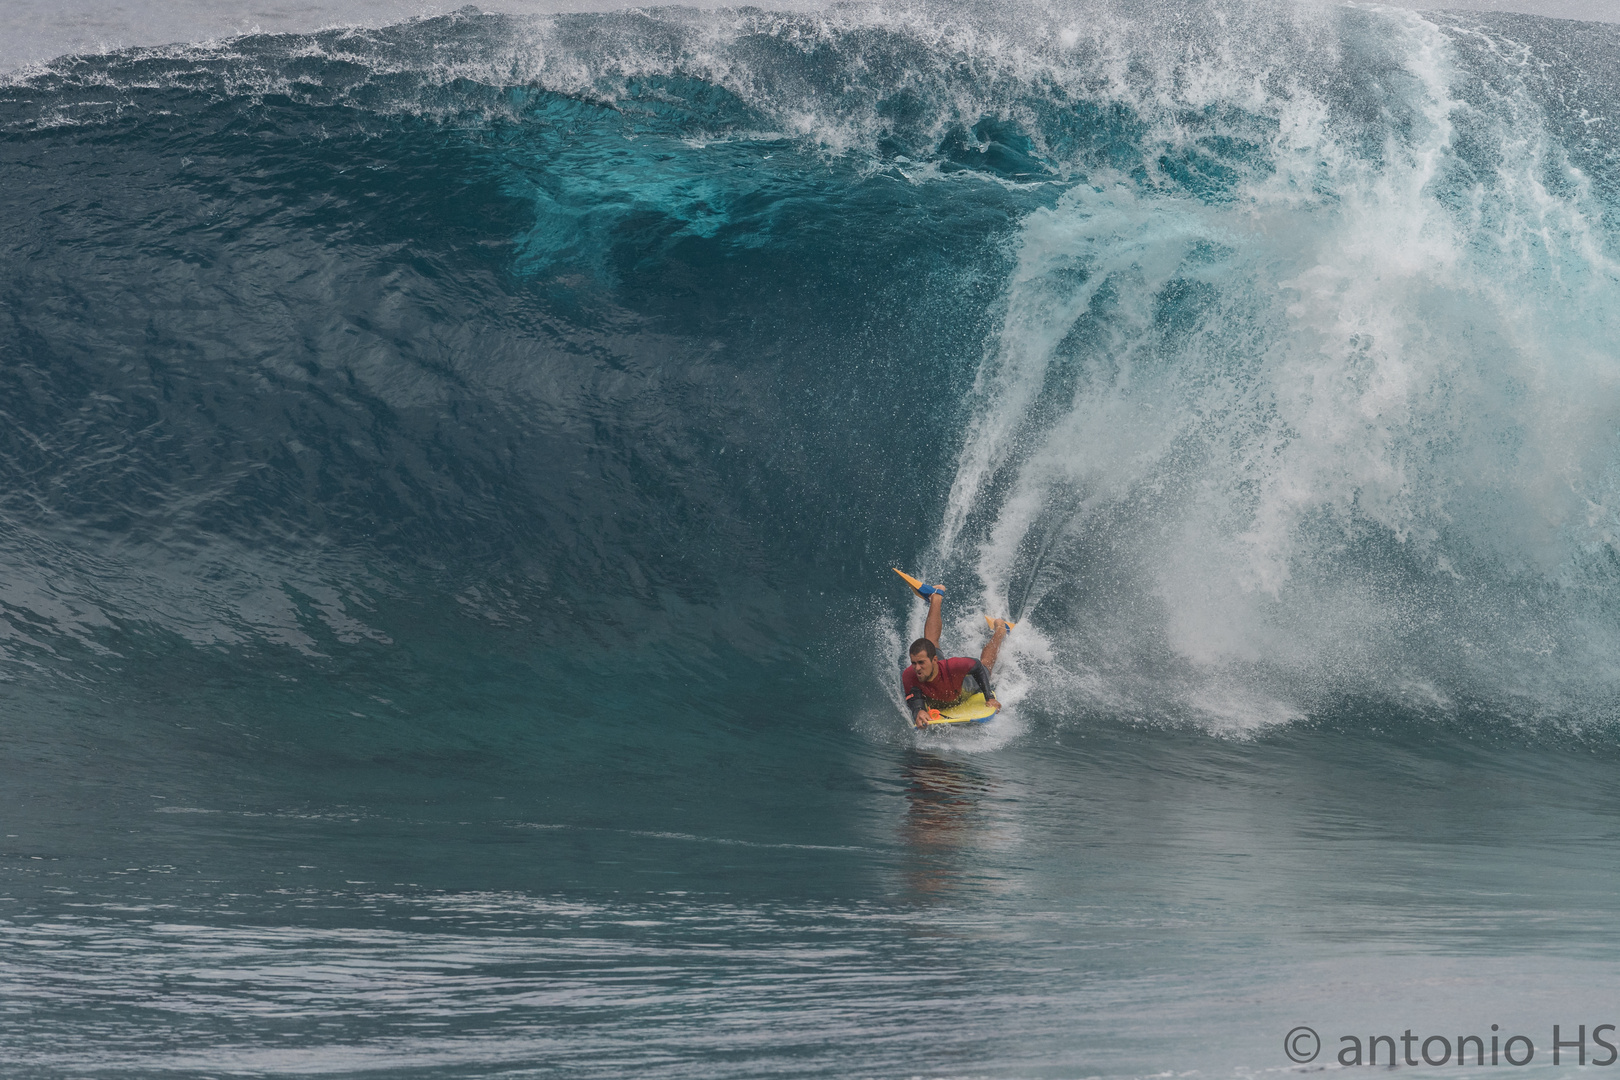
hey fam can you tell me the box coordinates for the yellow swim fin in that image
[984,615,1016,631]
[892,568,944,598]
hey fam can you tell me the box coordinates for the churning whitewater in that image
[4,2,1620,1077]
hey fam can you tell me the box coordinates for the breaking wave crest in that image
[2,1,1619,733]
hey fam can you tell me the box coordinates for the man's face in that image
[909,652,937,682]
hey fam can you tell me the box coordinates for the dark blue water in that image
[5,3,1620,1075]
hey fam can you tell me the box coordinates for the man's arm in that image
[902,672,932,726]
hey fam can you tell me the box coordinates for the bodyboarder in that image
[899,576,1009,729]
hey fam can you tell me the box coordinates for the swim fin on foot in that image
[892,568,945,599]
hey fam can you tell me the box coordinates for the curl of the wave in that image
[5,0,1620,734]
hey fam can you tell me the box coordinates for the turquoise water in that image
[4,2,1620,1075]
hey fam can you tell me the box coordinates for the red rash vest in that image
[902,655,992,717]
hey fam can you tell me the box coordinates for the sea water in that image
[4,2,1620,1076]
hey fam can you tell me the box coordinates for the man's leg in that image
[924,592,943,650]
[979,620,1008,678]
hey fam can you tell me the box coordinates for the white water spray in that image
[938,7,1620,730]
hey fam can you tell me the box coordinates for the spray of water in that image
[931,6,1620,732]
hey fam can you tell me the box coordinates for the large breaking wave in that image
[2,0,1618,733]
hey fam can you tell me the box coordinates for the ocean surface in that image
[4,1,1620,1076]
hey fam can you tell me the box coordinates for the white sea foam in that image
[932,5,1620,731]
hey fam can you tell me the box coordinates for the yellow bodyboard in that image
[922,692,999,727]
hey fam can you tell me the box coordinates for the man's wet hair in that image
[908,638,937,659]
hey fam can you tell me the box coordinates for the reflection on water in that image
[898,749,996,897]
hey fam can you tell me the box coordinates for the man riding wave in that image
[901,577,1010,729]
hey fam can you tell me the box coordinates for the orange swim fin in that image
[984,615,1016,631]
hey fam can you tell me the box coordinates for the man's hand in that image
[914,711,930,729]
[987,698,1001,710]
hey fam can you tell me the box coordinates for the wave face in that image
[2,1,1619,734]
